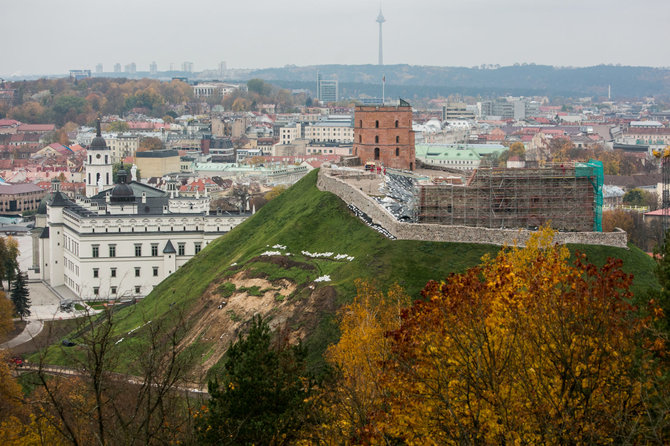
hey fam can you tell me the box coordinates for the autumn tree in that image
[197,315,311,445]
[317,229,669,444]
[602,208,635,233]
[372,228,669,444]
[304,281,410,444]
[0,236,20,291]
[137,136,164,152]
[0,291,14,339]
[106,121,129,132]
[508,141,525,157]
[264,185,287,202]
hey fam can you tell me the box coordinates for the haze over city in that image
[3,0,670,77]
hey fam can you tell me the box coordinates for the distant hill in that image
[242,64,670,99]
[41,170,660,380]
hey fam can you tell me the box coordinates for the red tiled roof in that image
[644,208,670,216]
[17,124,55,132]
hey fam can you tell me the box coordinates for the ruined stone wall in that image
[317,169,628,248]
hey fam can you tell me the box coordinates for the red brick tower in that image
[353,101,415,170]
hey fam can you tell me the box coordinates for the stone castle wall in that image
[317,169,628,248]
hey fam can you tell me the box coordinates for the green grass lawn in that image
[35,169,661,376]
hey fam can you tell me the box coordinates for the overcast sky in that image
[2,0,669,77]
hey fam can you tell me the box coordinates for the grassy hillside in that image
[39,170,660,378]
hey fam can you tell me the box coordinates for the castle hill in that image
[1,2,669,444]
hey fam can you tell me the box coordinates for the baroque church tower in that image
[85,118,113,197]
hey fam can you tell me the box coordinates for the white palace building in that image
[33,124,249,300]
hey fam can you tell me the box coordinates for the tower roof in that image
[163,240,176,254]
[376,8,385,23]
[110,162,135,202]
[89,118,108,151]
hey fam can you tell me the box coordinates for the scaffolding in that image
[653,147,670,243]
[416,162,604,232]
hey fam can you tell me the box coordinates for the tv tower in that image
[377,7,385,65]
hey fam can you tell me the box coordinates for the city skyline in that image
[2,0,669,77]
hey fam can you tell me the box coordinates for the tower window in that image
[375,135,379,143]
[375,120,379,128]
[359,120,362,128]
[359,135,362,143]
[396,136,400,143]
[374,147,380,160]
[396,147,400,156]
[395,120,399,128]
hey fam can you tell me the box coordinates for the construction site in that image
[415,161,604,232]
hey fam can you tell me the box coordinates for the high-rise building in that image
[318,79,338,103]
[182,61,193,73]
[150,61,157,75]
[95,63,103,74]
[218,61,227,78]
[316,72,338,103]
[124,62,136,74]
[353,100,415,170]
[113,63,121,73]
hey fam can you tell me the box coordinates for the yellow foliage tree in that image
[264,185,287,202]
[305,280,410,444]
[373,227,668,444]
[0,291,14,339]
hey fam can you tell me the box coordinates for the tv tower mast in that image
[377,7,385,65]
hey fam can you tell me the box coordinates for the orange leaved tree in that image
[305,280,410,444]
[317,228,668,445]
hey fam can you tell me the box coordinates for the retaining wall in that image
[317,169,628,248]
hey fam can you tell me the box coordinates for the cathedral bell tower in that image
[85,118,114,197]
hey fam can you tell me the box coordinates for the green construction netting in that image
[575,159,603,232]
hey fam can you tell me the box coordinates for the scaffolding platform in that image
[416,161,603,232]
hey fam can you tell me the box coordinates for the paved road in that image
[15,364,209,398]
[0,319,43,349]
[1,281,95,350]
